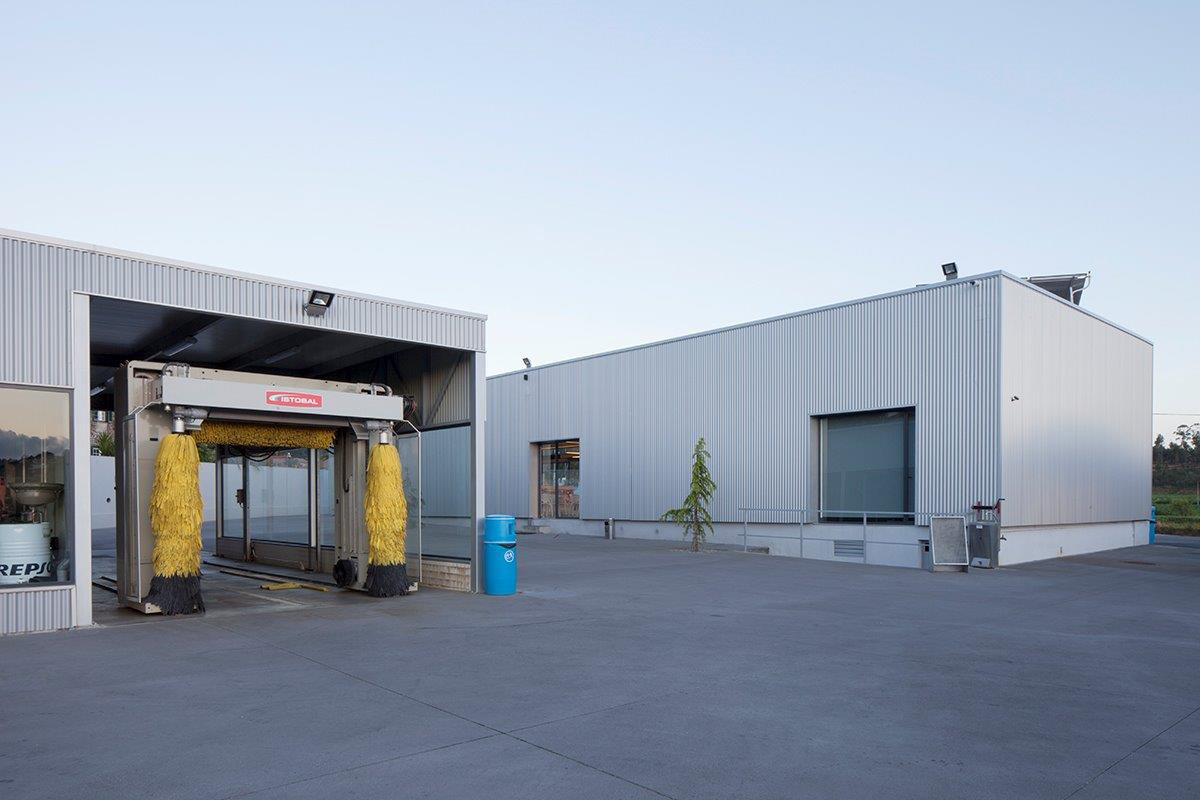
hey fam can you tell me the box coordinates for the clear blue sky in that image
[2,2,1195,439]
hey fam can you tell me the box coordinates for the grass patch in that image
[1154,491,1200,534]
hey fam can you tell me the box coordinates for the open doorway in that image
[86,295,477,619]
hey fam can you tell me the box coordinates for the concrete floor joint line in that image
[1060,702,1200,799]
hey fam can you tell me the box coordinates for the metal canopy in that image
[88,296,433,403]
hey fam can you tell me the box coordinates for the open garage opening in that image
[86,295,477,620]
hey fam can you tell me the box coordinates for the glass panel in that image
[821,410,914,522]
[316,448,335,547]
[220,456,244,538]
[395,433,421,565]
[535,439,581,519]
[421,426,471,559]
[557,440,580,519]
[246,449,310,544]
[538,442,556,518]
[0,388,71,585]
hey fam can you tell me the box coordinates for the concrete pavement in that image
[2,534,1198,799]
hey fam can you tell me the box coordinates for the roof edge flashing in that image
[489,271,1006,379]
[0,227,487,322]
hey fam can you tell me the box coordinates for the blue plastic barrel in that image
[1149,506,1156,544]
[483,515,517,595]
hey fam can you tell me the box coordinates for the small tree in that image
[661,437,716,552]
[93,430,116,457]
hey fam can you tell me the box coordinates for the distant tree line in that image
[1154,423,1200,492]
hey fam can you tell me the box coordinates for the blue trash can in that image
[483,515,517,595]
[1149,506,1156,544]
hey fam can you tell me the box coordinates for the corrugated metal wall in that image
[0,586,74,634]
[0,230,486,388]
[488,276,1004,523]
[387,347,472,428]
[1000,276,1152,526]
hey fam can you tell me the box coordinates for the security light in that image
[522,357,532,368]
[941,262,958,281]
[305,290,335,317]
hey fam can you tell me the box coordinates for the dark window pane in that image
[821,409,914,523]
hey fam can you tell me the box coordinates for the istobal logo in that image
[265,391,323,408]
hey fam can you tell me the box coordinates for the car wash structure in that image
[0,228,486,634]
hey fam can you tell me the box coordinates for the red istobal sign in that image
[265,391,323,409]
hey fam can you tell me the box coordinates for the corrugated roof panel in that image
[0,229,486,387]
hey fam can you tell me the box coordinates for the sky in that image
[2,2,1196,439]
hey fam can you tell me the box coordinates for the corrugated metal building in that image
[486,272,1152,567]
[1,228,486,634]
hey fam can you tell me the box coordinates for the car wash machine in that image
[114,361,417,614]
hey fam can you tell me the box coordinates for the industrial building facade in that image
[0,229,485,634]
[486,272,1152,567]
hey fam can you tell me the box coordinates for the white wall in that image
[1000,277,1152,527]
[90,455,216,528]
[514,516,928,569]
[999,521,1149,565]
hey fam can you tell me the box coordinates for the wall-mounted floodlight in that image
[305,290,335,317]
[522,357,532,368]
[161,336,198,357]
[941,262,958,281]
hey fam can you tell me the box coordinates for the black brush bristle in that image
[145,574,205,615]
[364,563,409,597]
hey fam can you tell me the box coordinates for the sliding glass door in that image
[537,439,580,519]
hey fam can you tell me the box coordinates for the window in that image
[820,408,914,523]
[537,440,580,519]
[417,425,472,559]
[0,386,71,586]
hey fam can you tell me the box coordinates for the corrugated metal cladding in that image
[0,587,74,634]
[0,230,486,388]
[488,276,1004,524]
[423,350,472,428]
[1000,276,1152,527]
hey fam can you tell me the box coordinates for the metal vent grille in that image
[931,516,969,565]
[833,539,865,559]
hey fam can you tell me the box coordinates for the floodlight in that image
[305,290,335,317]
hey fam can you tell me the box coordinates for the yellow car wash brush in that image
[193,420,335,450]
[144,432,205,614]
[363,433,409,597]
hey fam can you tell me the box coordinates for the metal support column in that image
[468,351,486,593]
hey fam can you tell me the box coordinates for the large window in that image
[0,386,71,586]
[820,409,914,523]
[538,440,580,519]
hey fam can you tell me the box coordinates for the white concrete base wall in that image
[521,517,1152,570]
[999,521,1149,566]
[519,518,928,569]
